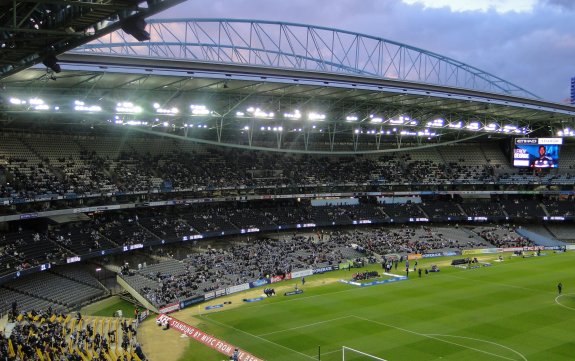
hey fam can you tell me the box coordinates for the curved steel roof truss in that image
[74,18,539,99]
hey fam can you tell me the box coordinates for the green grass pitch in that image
[173,251,575,361]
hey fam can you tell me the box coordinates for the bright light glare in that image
[427,119,444,127]
[484,123,498,131]
[346,115,358,122]
[308,112,325,121]
[467,122,480,130]
[116,102,142,113]
[284,110,301,119]
[246,107,274,118]
[29,98,44,105]
[190,104,210,115]
[157,106,179,115]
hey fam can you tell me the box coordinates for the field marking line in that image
[425,334,527,361]
[554,293,575,311]
[257,315,354,337]
[199,314,316,360]
[352,315,523,361]
[319,348,340,356]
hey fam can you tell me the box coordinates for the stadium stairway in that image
[515,227,566,247]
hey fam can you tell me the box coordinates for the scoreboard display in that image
[513,138,562,168]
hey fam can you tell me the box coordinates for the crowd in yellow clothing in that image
[1,309,145,361]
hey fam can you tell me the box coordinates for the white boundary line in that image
[554,293,575,311]
[199,314,316,360]
[425,334,528,361]
[257,315,354,337]
[352,315,525,361]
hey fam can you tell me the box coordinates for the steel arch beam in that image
[74,18,539,99]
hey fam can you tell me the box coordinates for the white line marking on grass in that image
[257,315,354,337]
[425,334,527,361]
[199,314,316,360]
[352,315,524,361]
[311,348,340,357]
[554,293,575,311]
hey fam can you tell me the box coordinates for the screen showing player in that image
[513,143,560,168]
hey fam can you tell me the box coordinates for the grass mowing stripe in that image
[183,252,575,360]
[554,293,575,311]
[199,314,317,360]
[352,315,521,361]
[442,273,553,294]
[425,334,527,361]
[256,315,354,337]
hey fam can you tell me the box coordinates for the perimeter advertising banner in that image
[156,314,264,361]
[158,302,180,314]
[461,248,501,255]
[291,269,313,278]
[226,283,250,295]
[271,274,292,283]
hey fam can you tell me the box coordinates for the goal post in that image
[342,346,388,361]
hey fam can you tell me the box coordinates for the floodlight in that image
[466,122,480,130]
[190,105,210,115]
[308,112,325,121]
[484,123,498,131]
[116,102,142,113]
[9,97,23,105]
[427,119,444,127]
[29,98,44,105]
[157,106,179,115]
[346,115,358,122]
[284,110,301,119]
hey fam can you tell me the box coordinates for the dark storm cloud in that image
[155,0,574,102]
[543,0,575,10]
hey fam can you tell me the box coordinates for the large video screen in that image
[513,138,562,168]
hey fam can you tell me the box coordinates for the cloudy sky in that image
[155,0,574,103]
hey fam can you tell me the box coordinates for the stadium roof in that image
[0,0,185,79]
[1,19,574,153]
